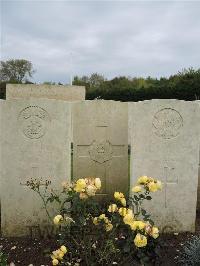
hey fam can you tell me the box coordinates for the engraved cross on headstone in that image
[20,166,50,186]
[163,162,178,208]
[76,122,125,195]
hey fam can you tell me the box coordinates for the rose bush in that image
[26,176,162,265]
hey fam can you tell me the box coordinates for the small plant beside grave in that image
[26,176,162,265]
[0,249,8,266]
[178,235,200,266]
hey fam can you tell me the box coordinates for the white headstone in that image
[0,100,4,227]
[1,99,71,236]
[6,84,85,101]
[197,101,200,210]
[72,100,128,199]
[130,100,199,232]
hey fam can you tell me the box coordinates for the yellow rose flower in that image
[127,208,134,215]
[118,207,127,216]
[134,233,147,248]
[93,217,99,225]
[123,213,134,225]
[52,258,59,265]
[156,180,162,190]
[151,226,159,239]
[130,221,146,230]
[120,197,126,207]
[104,217,110,224]
[60,245,67,254]
[137,176,148,185]
[114,192,124,200]
[53,215,63,225]
[114,192,126,206]
[94,178,101,189]
[137,221,146,230]
[148,182,158,192]
[51,249,60,259]
[132,185,142,193]
[74,178,87,192]
[51,254,57,260]
[86,184,97,196]
[57,250,64,260]
[99,214,110,224]
[99,214,106,220]
[148,177,154,182]
[105,222,113,232]
[53,217,60,225]
[108,204,118,213]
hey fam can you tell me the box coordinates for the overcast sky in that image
[1,0,200,84]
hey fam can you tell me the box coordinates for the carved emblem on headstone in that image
[18,106,50,139]
[152,108,183,139]
[89,140,113,163]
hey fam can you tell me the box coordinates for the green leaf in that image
[146,196,152,200]
[123,244,131,253]
[141,209,146,215]
[148,219,154,225]
[134,195,139,201]
[54,196,61,203]
[47,197,54,203]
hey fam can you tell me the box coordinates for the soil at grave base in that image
[1,212,200,266]
[0,233,198,266]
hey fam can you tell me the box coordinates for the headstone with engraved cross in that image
[130,100,199,232]
[72,101,128,199]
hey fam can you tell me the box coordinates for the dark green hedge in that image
[0,82,6,99]
[85,71,200,101]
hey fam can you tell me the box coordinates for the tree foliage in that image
[1,63,200,101]
[73,68,200,101]
[0,59,35,83]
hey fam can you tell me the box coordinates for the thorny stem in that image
[37,190,52,221]
[83,228,89,266]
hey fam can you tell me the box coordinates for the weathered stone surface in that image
[6,84,85,101]
[0,100,5,230]
[197,101,200,210]
[1,99,71,236]
[130,100,199,232]
[72,100,128,198]
[198,151,200,210]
